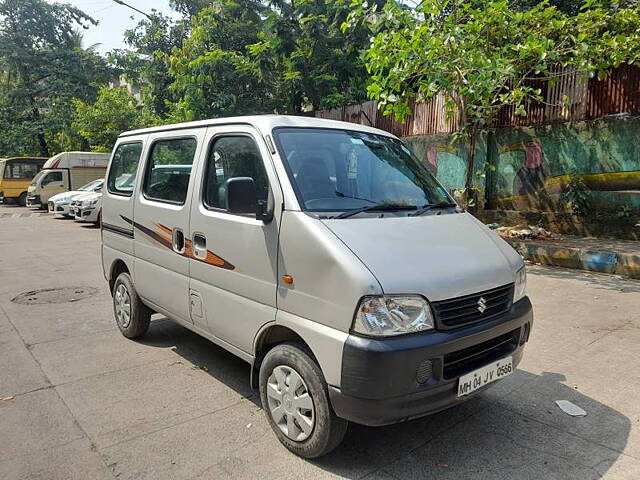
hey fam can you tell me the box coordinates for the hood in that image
[74,192,100,201]
[322,212,523,302]
[50,190,84,203]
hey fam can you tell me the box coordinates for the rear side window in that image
[4,161,42,179]
[204,136,268,211]
[108,142,143,196]
[143,138,197,205]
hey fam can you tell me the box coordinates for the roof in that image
[0,157,47,162]
[119,114,396,139]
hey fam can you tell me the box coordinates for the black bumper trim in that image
[330,297,533,426]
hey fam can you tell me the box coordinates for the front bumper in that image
[49,202,71,215]
[26,194,41,208]
[74,206,99,222]
[329,297,533,426]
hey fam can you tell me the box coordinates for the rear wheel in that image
[17,192,27,207]
[259,343,348,458]
[112,272,151,339]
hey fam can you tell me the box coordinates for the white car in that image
[48,179,104,217]
[72,192,102,224]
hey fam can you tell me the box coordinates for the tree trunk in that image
[37,132,49,158]
[464,129,477,191]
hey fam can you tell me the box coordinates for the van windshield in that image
[30,170,47,186]
[273,128,451,213]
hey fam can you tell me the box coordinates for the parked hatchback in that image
[101,115,532,458]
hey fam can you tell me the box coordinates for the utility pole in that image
[111,0,153,20]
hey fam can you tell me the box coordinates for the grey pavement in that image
[1,204,639,479]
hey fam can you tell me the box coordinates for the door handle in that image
[192,233,207,260]
[172,228,185,253]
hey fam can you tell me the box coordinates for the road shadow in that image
[137,316,630,479]
[528,264,640,293]
[136,317,257,404]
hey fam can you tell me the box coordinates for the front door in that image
[188,125,282,353]
[41,170,67,203]
[133,130,204,322]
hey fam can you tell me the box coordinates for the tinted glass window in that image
[4,161,42,179]
[107,143,143,196]
[143,138,197,205]
[204,136,268,211]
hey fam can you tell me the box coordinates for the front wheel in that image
[17,192,27,207]
[112,272,151,339]
[259,343,348,458]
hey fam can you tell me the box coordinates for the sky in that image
[46,0,178,55]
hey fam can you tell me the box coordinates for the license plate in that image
[457,356,513,397]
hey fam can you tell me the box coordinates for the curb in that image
[506,239,640,279]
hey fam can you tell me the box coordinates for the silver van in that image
[101,116,532,458]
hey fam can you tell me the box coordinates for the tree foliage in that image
[0,0,112,157]
[116,0,378,121]
[349,0,640,188]
[72,86,160,152]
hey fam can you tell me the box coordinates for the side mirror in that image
[225,177,274,222]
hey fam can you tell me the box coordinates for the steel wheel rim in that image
[114,284,131,329]
[266,365,315,441]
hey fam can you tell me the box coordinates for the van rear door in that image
[187,125,283,353]
[132,130,204,322]
[102,138,146,259]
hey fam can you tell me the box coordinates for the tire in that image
[259,343,348,458]
[112,272,151,339]
[94,211,102,226]
[17,192,27,207]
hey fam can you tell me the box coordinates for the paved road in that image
[1,204,639,479]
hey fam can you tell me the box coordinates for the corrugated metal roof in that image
[311,65,640,136]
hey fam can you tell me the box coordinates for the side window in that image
[108,142,143,196]
[44,171,63,185]
[204,136,268,211]
[143,138,197,205]
[7,162,40,179]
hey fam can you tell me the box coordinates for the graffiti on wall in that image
[491,118,640,211]
[404,116,640,213]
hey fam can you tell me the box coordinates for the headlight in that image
[90,198,99,205]
[514,266,527,303]
[352,295,434,337]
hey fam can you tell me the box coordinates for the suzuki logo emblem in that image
[477,297,487,313]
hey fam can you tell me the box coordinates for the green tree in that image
[72,86,160,152]
[110,11,189,117]
[168,1,271,120]
[351,0,640,191]
[167,0,378,119]
[0,0,112,157]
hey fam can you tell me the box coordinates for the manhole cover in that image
[11,287,98,305]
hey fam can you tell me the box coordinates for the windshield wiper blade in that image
[409,202,458,217]
[334,203,417,219]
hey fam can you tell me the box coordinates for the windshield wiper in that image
[333,203,417,219]
[409,201,458,217]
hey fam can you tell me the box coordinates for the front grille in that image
[432,283,514,329]
[443,328,521,379]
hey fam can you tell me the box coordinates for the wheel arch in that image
[108,258,133,293]
[251,324,315,389]
[251,315,348,390]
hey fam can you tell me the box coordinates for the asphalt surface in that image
[1,203,640,479]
